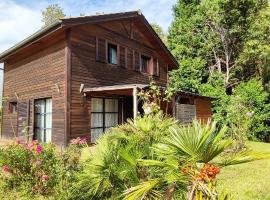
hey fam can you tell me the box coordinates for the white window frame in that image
[91,98,119,142]
[34,98,52,143]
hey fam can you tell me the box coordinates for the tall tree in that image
[151,23,168,45]
[41,4,66,27]
[168,0,215,93]
[204,0,268,90]
[239,5,270,91]
[168,0,268,92]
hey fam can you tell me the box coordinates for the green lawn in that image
[217,141,270,200]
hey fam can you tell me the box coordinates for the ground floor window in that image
[34,98,52,143]
[91,98,119,142]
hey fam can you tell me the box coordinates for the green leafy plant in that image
[68,110,268,200]
[68,113,176,200]
[0,141,58,195]
[0,138,87,198]
[126,121,268,200]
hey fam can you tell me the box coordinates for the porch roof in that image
[82,84,149,96]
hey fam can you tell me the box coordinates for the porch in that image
[81,84,148,142]
[80,84,212,143]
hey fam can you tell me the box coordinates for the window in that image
[108,43,118,64]
[91,98,119,142]
[34,98,52,143]
[9,102,17,114]
[141,55,150,73]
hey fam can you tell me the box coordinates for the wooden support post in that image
[133,87,138,119]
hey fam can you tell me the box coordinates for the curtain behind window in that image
[91,98,119,142]
[34,98,52,143]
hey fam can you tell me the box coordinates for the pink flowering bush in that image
[0,140,58,195]
[0,138,85,198]
[70,136,89,147]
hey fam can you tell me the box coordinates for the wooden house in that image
[0,11,212,146]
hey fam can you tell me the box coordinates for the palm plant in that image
[68,113,268,200]
[126,121,268,200]
[68,112,176,200]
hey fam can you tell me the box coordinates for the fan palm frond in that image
[156,121,231,163]
[216,151,270,167]
[123,179,162,200]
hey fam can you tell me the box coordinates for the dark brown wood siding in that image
[69,22,169,139]
[195,98,212,123]
[2,40,66,146]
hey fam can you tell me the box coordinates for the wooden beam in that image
[64,28,71,147]
[133,87,138,119]
[83,84,148,93]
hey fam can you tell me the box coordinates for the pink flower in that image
[16,140,24,145]
[71,137,88,145]
[79,138,87,145]
[41,175,49,181]
[70,137,80,145]
[2,165,10,173]
[36,145,42,154]
[28,143,35,150]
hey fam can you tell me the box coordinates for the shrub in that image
[201,78,270,143]
[0,138,87,198]
[56,138,86,198]
[68,112,264,200]
[0,141,58,195]
[224,79,270,146]
[68,113,176,200]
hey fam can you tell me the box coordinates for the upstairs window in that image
[141,55,150,73]
[9,102,17,114]
[108,43,118,65]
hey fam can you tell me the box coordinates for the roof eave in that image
[0,20,62,63]
[61,11,140,27]
[0,10,179,68]
[176,90,214,100]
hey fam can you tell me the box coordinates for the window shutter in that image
[17,101,29,138]
[119,46,126,68]
[127,48,133,69]
[152,58,159,76]
[134,51,140,71]
[96,37,106,62]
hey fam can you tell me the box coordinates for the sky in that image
[0,0,177,100]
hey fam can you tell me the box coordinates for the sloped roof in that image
[0,11,178,67]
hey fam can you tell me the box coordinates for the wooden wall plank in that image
[70,22,169,139]
[2,39,66,146]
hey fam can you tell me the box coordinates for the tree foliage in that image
[239,5,270,91]
[41,4,66,27]
[168,0,270,141]
[151,23,168,46]
[168,0,268,92]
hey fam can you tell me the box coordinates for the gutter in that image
[0,20,62,62]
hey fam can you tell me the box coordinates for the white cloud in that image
[59,0,177,31]
[0,0,44,101]
[0,0,43,53]
[0,0,177,54]
[0,0,177,101]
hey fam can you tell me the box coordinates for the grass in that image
[217,141,270,200]
[1,139,269,199]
